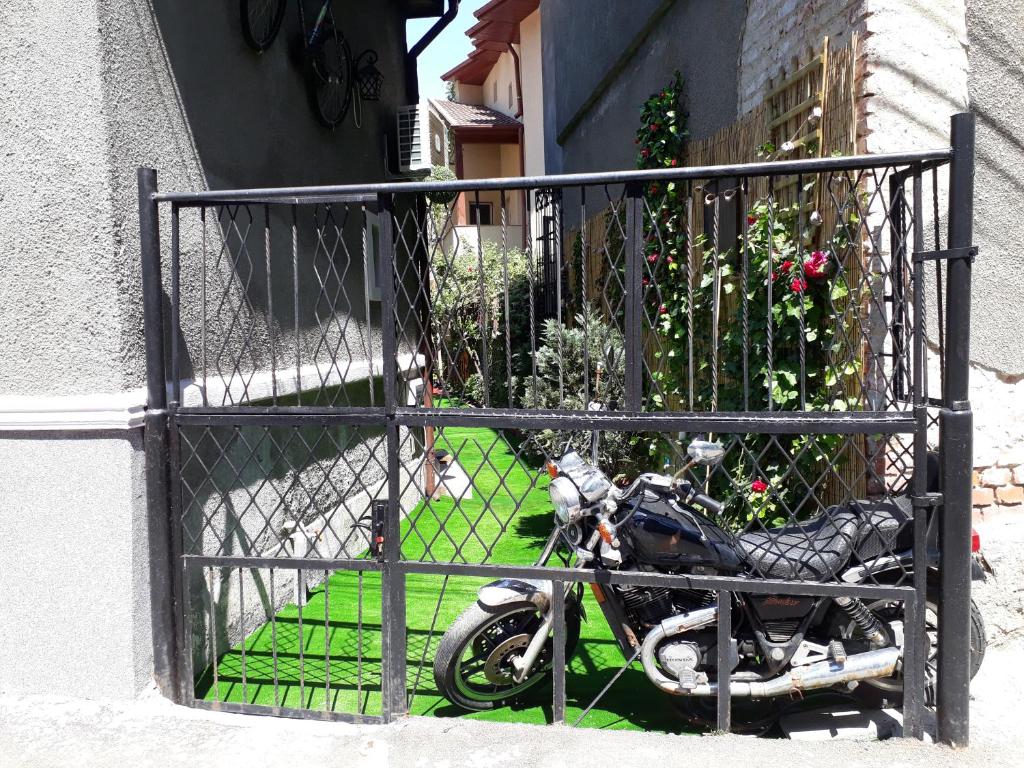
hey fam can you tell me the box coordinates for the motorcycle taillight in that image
[971,528,981,553]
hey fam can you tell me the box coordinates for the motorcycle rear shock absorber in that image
[834,596,889,648]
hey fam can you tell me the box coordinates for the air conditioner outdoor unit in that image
[397,105,425,173]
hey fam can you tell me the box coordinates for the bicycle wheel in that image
[240,0,287,52]
[307,22,353,128]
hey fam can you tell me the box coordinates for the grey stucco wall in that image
[0,433,151,698]
[0,2,133,397]
[542,0,745,175]
[0,0,413,398]
[0,0,422,701]
[965,0,1024,375]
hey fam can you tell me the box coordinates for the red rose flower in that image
[648,253,659,263]
[804,250,829,279]
[641,148,651,158]
[650,124,660,132]
[781,259,794,272]
[642,277,650,286]
[751,479,768,493]
[659,304,668,315]
[670,158,679,167]
[746,214,757,227]
[790,277,807,293]
[770,270,778,281]
[666,256,674,265]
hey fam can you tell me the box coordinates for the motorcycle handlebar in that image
[689,491,724,516]
[613,476,723,517]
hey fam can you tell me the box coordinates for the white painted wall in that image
[482,51,519,118]
[520,9,545,176]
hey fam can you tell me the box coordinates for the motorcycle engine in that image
[657,640,702,680]
[619,586,715,629]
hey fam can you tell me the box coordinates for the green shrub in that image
[634,74,864,528]
[431,240,532,407]
[522,314,651,479]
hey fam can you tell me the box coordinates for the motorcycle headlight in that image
[549,476,582,523]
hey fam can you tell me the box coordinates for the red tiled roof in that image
[441,0,539,85]
[430,99,521,130]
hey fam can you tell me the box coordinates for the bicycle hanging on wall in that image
[239,0,355,128]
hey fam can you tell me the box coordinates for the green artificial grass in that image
[196,424,689,732]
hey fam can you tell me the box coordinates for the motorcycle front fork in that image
[511,527,582,683]
[512,526,634,682]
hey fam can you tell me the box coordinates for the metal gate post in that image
[624,182,644,410]
[138,167,182,703]
[378,193,408,720]
[936,112,975,748]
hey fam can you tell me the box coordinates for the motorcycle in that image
[433,431,987,725]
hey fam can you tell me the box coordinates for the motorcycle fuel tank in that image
[625,496,744,571]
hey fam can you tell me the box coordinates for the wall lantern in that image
[355,50,384,102]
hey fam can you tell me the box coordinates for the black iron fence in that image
[139,114,976,745]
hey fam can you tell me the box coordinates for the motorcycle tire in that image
[827,580,986,709]
[433,598,581,712]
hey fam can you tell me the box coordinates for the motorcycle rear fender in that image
[841,550,985,583]
[478,578,553,611]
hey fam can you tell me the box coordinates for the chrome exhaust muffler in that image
[640,604,901,697]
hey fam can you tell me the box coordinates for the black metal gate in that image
[139,114,977,745]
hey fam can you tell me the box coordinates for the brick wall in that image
[737,0,865,115]
[974,453,1024,519]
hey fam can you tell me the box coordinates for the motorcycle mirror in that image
[687,439,725,466]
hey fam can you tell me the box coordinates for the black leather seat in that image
[738,507,860,580]
[737,497,911,580]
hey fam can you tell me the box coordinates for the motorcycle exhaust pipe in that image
[640,605,901,697]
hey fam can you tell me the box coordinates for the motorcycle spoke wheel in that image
[434,599,581,711]
[453,608,549,703]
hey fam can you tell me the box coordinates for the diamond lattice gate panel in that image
[139,114,976,745]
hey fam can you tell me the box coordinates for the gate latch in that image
[369,499,386,560]
[912,245,978,264]
[911,492,943,509]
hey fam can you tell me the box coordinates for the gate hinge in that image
[911,492,943,509]
[912,245,978,264]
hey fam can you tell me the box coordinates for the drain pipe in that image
[405,0,460,104]
[508,42,523,118]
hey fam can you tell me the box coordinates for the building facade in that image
[423,0,543,254]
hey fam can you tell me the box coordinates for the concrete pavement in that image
[2,643,1022,768]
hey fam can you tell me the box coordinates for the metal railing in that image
[139,113,976,745]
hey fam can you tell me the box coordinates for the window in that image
[364,209,382,301]
[469,203,493,226]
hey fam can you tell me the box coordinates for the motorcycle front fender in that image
[477,578,553,612]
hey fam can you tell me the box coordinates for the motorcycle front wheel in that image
[433,598,581,711]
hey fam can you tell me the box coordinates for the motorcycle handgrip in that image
[689,491,723,516]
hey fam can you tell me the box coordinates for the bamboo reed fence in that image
[558,35,873,502]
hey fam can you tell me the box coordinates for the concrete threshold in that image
[2,645,1020,768]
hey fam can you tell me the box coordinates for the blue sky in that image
[407,0,489,101]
